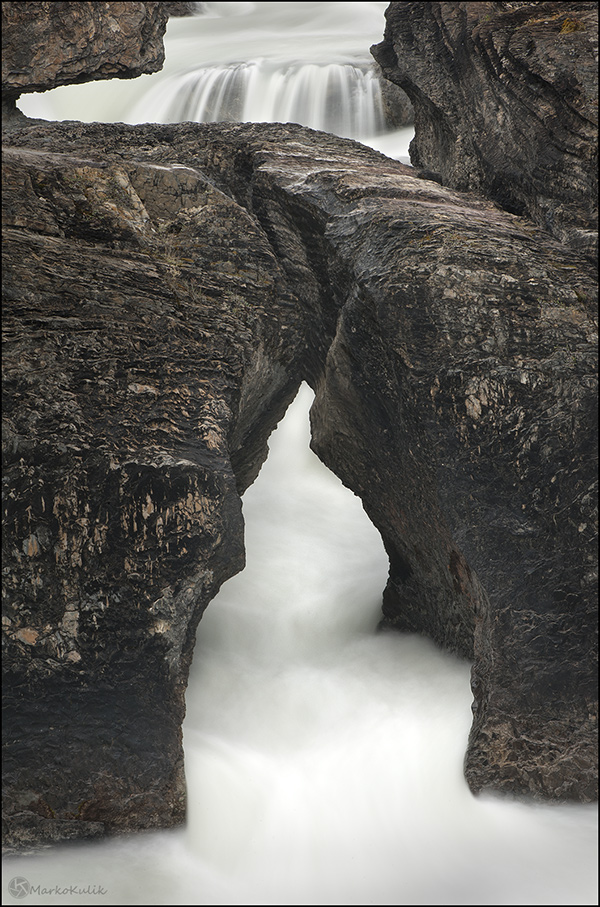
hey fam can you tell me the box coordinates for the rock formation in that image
[372,1,598,260]
[375,71,415,129]
[2,2,597,849]
[1,2,168,101]
[162,2,199,15]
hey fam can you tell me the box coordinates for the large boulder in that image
[2,0,598,852]
[371,2,598,260]
[2,129,305,847]
[1,2,168,102]
[3,119,597,849]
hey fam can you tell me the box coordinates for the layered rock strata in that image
[3,119,597,849]
[2,0,598,850]
[372,2,599,260]
[1,2,168,101]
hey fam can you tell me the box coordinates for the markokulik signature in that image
[8,877,108,899]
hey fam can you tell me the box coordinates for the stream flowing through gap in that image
[6,2,598,904]
[3,385,598,905]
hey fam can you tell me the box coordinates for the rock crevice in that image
[2,1,598,850]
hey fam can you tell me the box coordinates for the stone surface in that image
[163,2,199,15]
[375,68,415,128]
[3,118,597,850]
[371,1,598,260]
[1,2,167,101]
[2,130,305,846]
[2,0,598,852]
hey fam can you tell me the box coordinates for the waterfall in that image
[18,0,414,160]
[3,385,598,905]
[5,3,598,904]
[127,60,387,139]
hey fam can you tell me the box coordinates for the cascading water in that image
[5,3,598,905]
[18,1,414,160]
[3,384,598,905]
[134,58,386,139]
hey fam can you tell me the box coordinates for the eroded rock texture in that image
[1,2,167,101]
[2,0,598,852]
[372,2,598,260]
[2,132,304,847]
[3,119,597,849]
[162,2,199,15]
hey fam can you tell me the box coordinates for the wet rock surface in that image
[1,2,167,102]
[2,131,305,846]
[372,1,598,260]
[2,1,598,850]
[3,120,597,849]
[162,1,199,15]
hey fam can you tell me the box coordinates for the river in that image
[5,3,597,905]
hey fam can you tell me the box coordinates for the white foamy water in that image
[18,1,414,161]
[6,3,597,903]
[3,385,598,905]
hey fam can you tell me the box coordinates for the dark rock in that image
[163,2,200,15]
[2,130,305,846]
[371,2,598,260]
[1,96,29,131]
[3,119,597,851]
[1,811,105,854]
[415,168,443,184]
[1,2,168,103]
[375,68,415,128]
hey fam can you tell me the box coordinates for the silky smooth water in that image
[6,3,598,904]
[3,385,598,905]
[18,1,414,160]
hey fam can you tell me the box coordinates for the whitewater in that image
[6,4,598,905]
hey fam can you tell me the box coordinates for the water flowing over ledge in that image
[126,60,387,139]
[17,0,414,160]
[2,0,597,902]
